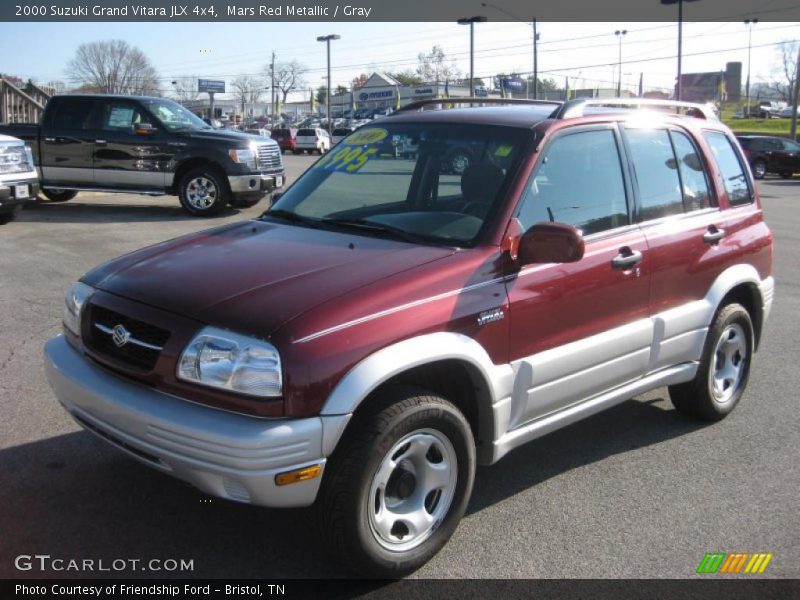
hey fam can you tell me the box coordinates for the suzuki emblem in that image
[111,324,131,348]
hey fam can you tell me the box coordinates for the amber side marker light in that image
[275,464,323,486]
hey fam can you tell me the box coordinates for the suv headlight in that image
[63,282,95,337]
[178,327,282,398]
[228,147,257,169]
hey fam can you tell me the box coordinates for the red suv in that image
[44,98,774,576]
[271,127,297,153]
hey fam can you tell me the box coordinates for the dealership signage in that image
[198,79,226,93]
[500,77,526,91]
[358,90,394,101]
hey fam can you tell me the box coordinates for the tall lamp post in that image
[316,34,340,135]
[744,18,758,117]
[661,0,701,101]
[615,29,627,97]
[457,16,487,97]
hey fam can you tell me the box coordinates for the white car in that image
[295,128,331,154]
[0,134,39,224]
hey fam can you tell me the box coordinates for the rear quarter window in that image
[703,131,752,207]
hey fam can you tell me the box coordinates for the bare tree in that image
[271,61,308,104]
[67,40,159,95]
[171,76,200,103]
[765,40,799,101]
[230,75,265,116]
[351,73,369,90]
[416,46,461,84]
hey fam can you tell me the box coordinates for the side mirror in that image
[134,123,156,136]
[518,222,585,266]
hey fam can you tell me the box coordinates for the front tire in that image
[41,189,77,202]
[669,303,754,421]
[751,160,767,180]
[178,167,229,216]
[317,387,475,577]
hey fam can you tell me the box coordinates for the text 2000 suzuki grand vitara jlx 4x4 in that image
[44,98,774,576]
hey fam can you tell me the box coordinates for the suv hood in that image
[82,220,454,337]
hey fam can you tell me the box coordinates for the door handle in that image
[44,137,55,142]
[703,225,726,244]
[95,139,107,145]
[611,247,643,270]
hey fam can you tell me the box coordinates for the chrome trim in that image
[94,322,164,351]
[42,185,165,196]
[227,174,283,193]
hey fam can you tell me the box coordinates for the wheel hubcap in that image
[186,177,218,209]
[368,429,457,552]
[754,163,766,177]
[709,323,747,404]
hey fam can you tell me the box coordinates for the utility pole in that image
[457,16,487,97]
[615,29,627,97]
[744,19,758,117]
[317,34,340,135]
[791,45,800,140]
[270,52,276,124]
[533,18,538,99]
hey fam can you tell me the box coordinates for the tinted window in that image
[703,131,752,206]
[50,99,95,130]
[333,128,352,136]
[272,129,292,136]
[297,129,316,136]
[781,139,800,152]
[625,128,683,220]
[517,129,628,235]
[671,131,711,212]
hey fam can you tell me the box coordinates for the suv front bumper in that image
[0,178,39,212]
[228,173,284,194]
[44,335,349,507]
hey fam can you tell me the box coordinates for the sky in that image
[1,20,798,100]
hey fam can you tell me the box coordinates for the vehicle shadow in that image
[14,196,249,224]
[0,394,704,579]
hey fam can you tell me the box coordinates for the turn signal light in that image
[275,464,322,486]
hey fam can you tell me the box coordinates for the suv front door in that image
[505,125,651,429]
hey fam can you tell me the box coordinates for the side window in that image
[49,100,95,131]
[625,128,683,220]
[101,103,145,133]
[703,131,752,206]
[516,129,629,235]
[781,139,800,153]
[670,131,712,212]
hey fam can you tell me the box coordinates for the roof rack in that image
[550,97,719,120]
[392,97,563,114]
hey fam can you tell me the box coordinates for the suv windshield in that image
[266,122,528,245]
[141,98,210,131]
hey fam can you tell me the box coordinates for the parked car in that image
[44,99,774,577]
[331,127,353,145]
[295,127,330,154]
[271,127,298,153]
[778,106,800,118]
[244,127,271,138]
[737,134,800,179]
[0,95,285,215]
[0,134,39,224]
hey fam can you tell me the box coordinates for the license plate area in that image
[14,185,29,199]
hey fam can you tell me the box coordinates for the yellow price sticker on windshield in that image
[343,128,388,145]
[315,145,378,173]
[494,144,513,157]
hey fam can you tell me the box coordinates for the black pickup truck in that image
[0,95,285,216]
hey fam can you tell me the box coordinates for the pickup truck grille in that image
[256,144,283,171]
[86,305,171,371]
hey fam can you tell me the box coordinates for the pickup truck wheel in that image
[751,160,767,180]
[41,189,77,202]
[0,209,17,224]
[178,168,228,216]
[317,387,475,577]
[669,303,754,421]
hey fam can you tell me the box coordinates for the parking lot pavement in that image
[0,171,798,579]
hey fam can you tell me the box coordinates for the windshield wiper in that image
[321,217,431,244]
[262,209,323,227]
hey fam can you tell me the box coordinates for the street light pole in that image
[458,16,487,97]
[661,0,701,101]
[615,29,627,97]
[482,3,539,99]
[744,18,758,117]
[316,34,340,135]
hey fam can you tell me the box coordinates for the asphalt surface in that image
[0,155,797,579]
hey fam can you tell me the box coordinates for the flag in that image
[351,91,356,111]
[638,73,643,97]
[395,86,401,110]
[565,76,570,100]
[276,98,282,116]
[444,79,450,99]
[310,89,316,113]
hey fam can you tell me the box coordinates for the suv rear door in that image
[505,124,651,428]
[622,125,723,373]
[40,97,99,185]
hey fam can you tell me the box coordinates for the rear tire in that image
[669,303,754,421]
[41,189,77,202]
[751,160,767,180]
[317,387,475,577]
[178,166,229,216]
